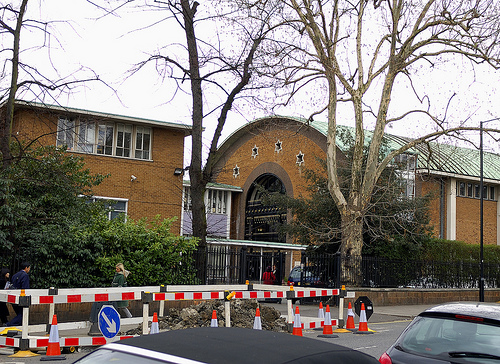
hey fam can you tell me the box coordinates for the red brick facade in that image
[213,116,500,246]
[11,103,189,233]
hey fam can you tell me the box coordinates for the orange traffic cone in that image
[346,302,356,331]
[353,303,373,335]
[210,310,218,327]
[150,312,159,334]
[41,315,66,361]
[253,307,262,330]
[292,306,302,336]
[317,305,338,338]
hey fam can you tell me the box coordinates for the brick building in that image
[10,101,191,233]
[208,116,500,246]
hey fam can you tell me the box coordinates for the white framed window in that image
[456,180,496,201]
[57,117,152,160]
[135,126,151,160]
[76,120,96,153]
[97,123,114,155]
[56,117,75,150]
[93,197,128,220]
[206,189,228,215]
[116,124,132,157]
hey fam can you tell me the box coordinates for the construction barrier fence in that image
[0,284,354,352]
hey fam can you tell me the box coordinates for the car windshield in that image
[398,316,500,361]
[76,348,168,363]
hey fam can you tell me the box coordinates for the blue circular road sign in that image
[98,305,121,339]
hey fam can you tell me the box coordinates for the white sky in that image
[13,0,500,163]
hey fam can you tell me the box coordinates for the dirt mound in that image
[125,299,287,335]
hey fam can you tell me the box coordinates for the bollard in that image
[286,288,295,333]
[159,285,167,317]
[141,292,153,335]
[224,290,233,327]
[46,287,58,334]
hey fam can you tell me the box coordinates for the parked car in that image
[287,266,325,287]
[379,302,500,364]
[73,327,379,363]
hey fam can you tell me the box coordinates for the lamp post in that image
[479,118,500,302]
[479,120,484,302]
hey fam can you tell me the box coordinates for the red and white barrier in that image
[0,284,351,351]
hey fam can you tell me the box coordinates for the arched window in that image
[244,174,287,242]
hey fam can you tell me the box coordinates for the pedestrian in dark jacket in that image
[113,263,132,318]
[0,268,10,324]
[6,262,30,326]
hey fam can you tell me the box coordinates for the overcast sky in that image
[15,0,500,159]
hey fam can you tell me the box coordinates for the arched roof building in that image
[210,116,500,246]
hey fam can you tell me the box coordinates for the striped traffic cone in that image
[253,308,262,330]
[318,305,338,338]
[150,312,159,334]
[346,302,356,331]
[41,315,66,361]
[313,301,325,331]
[292,306,302,336]
[353,303,373,335]
[210,310,218,327]
[317,302,325,320]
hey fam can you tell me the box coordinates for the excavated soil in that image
[125,299,287,335]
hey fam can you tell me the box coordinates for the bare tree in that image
[258,0,500,282]
[133,0,280,251]
[0,1,103,168]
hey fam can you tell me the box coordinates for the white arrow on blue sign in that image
[98,305,121,339]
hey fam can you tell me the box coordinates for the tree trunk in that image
[340,209,363,286]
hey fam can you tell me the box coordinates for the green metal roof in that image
[306,119,500,182]
[183,180,243,192]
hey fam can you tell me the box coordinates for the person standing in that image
[0,268,11,325]
[262,266,275,285]
[6,262,30,326]
[113,263,132,318]
[272,264,281,285]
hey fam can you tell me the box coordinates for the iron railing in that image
[186,248,500,288]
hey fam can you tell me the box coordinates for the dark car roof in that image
[421,302,500,322]
[115,327,379,364]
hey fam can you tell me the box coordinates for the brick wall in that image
[12,107,186,232]
[456,197,497,245]
[213,118,328,242]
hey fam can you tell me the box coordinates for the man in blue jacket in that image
[6,262,31,326]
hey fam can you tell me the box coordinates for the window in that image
[135,126,151,160]
[56,117,75,150]
[206,189,228,214]
[87,197,128,220]
[56,117,152,160]
[459,182,466,196]
[467,183,473,197]
[183,187,192,211]
[456,180,496,201]
[116,124,132,157]
[97,123,114,155]
[77,120,95,153]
